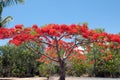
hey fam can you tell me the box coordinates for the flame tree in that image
[0,24,120,80]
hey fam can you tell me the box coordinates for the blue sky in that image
[0,0,120,45]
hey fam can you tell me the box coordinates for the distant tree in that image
[0,43,42,77]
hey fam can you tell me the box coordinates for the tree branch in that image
[58,33,69,41]
[33,38,56,47]
[64,39,97,60]
[25,43,58,62]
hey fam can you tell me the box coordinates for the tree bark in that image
[59,60,66,80]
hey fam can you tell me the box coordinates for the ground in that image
[0,77,120,80]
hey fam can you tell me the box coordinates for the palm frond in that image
[0,0,24,7]
[1,16,13,27]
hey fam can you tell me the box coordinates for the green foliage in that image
[85,42,120,77]
[38,63,59,77]
[0,44,41,77]
[95,50,120,77]
[66,60,87,77]
[38,64,51,77]
[72,61,87,76]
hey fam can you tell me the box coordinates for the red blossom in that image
[32,24,38,30]
[82,32,89,38]
[15,24,23,29]
[92,33,99,40]
[108,34,120,43]
[49,29,57,36]
[79,24,88,33]
[9,39,22,46]
[51,24,60,30]
[41,27,49,33]
[0,28,13,39]
[60,24,70,32]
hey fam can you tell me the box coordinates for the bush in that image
[66,59,87,77]
[38,63,60,77]
[0,44,41,77]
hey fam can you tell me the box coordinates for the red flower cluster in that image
[9,33,34,46]
[15,24,23,30]
[76,25,120,44]
[108,34,120,43]
[35,24,80,37]
[0,28,15,39]
[1,24,120,44]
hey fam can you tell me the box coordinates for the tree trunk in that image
[59,60,66,80]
